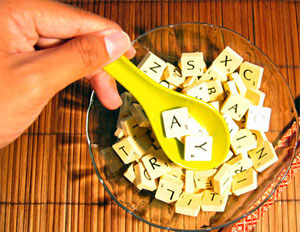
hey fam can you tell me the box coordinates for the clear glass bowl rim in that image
[86,22,299,231]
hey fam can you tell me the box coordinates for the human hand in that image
[0,0,135,148]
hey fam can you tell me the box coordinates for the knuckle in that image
[70,36,102,70]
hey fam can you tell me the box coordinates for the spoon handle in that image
[104,56,162,103]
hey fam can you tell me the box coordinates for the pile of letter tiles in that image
[101,47,278,217]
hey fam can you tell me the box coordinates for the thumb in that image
[31,29,132,94]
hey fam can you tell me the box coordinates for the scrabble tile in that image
[130,103,150,128]
[135,134,153,157]
[213,163,233,195]
[232,168,257,196]
[206,79,225,102]
[124,162,136,183]
[184,135,213,161]
[120,116,148,137]
[180,52,206,77]
[119,92,133,117]
[155,174,184,203]
[162,63,186,87]
[141,150,171,180]
[159,79,178,90]
[224,150,234,163]
[112,136,142,164]
[185,170,195,193]
[245,105,271,132]
[114,127,124,139]
[116,111,126,129]
[212,46,243,74]
[175,192,203,216]
[152,140,161,149]
[231,129,257,155]
[182,82,210,102]
[209,101,220,111]
[223,80,239,96]
[182,76,197,88]
[162,107,189,138]
[134,162,157,191]
[194,169,217,189]
[215,150,235,169]
[167,164,184,179]
[220,94,251,121]
[245,88,265,106]
[239,61,264,90]
[234,114,247,129]
[227,154,253,176]
[223,114,239,139]
[187,117,209,136]
[200,65,227,82]
[150,130,157,140]
[100,147,123,173]
[248,141,278,172]
[251,130,268,145]
[201,190,228,212]
[229,72,247,96]
[144,145,157,156]
[137,51,167,82]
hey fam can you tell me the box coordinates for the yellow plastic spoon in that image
[104,56,230,170]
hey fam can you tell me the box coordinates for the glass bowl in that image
[86,23,298,231]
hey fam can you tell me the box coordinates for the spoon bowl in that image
[104,56,230,170]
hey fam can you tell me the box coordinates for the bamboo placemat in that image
[0,0,300,231]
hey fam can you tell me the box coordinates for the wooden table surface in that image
[1,0,300,231]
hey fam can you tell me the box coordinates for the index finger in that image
[0,0,122,52]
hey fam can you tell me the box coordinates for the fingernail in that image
[126,44,137,58]
[104,31,131,60]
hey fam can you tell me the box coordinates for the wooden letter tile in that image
[223,80,239,96]
[180,52,206,77]
[220,94,250,121]
[119,92,133,117]
[200,65,227,82]
[239,61,264,90]
[245,88,265,106]
[194,169,217,189]
[137,51,167,82]
[112,136,142,164]
[175,192,202,216]
[232,168,257,196]
[155,174,184,203]
[213,163,233,195]
[227,154,253,176]
[185,170,195,193]
[248,141,278,172]
[162,62,185,87]
[245,105,271,132]
[187,117,209,136]
[251,130,268,145]
[120,115,147,137]
[206,79,225,102]
[141,150,171,180]
[124,162,136,183]
[223,114,239,139]
[201,190,228,212]
[182,82,210,102]
[130,103,150,128]
[229,72,247,96]
[134,162,157,191]
[162,107,189,138]
[231,129,257,155]
[212,46,243,74]
[184,135,213,161]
